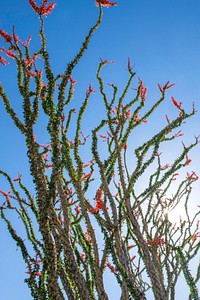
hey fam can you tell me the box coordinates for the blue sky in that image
[0,1,200,299]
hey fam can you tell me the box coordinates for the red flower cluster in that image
[75,204,81,214]
[172,173,179,181]
[138,79,148,101]
[123,142,128,150]
[192,232,200,242]
[79,253,85,261]
[86,83,95,98]
[175,130,184,138]
[185,154,192,166]
[106,262,117,274]
[81,172,93,182]
[0,189,12,197]
[133,111,147,123]
[147,238,165,246]
[85,230,92,244]
[89,189,104,214]
[26,270,42,276]
[0,55,8,66]
[68,76,77,99]
[0,48,16,59]
[29,0,56,15]
[161,163,170,170]
[0,29,12,42]
[96,0,117,8]
[24,54,39,67]
[158,81,175,93]
[125,109,131,119]
[13,173,22,182]
[186,171,198,181]
[12,31,32,47]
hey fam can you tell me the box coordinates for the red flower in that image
[46,163,52,168]
[100,58,115,64]
[172,173,179,181]
[111,108,117,114]
[68,76,77,85]
[0,189,12,197]
[81,172,93,181]
[13,173,22,182]
[13,31,19,44]
[83,163,90,168]
[96,0,117,8]
[0,48,17,59]
[80,253,85,260]
[0,56,8,66]
[68,76,77,99]
[147,238,165,246]
[140,84,148,101]
[158,81,175,93]
[29,0,56,15]
[99,134,107,139]
[29,253,43,266]
[192,232,200,242]
[106,262,117,274]
[89,189,104,214]
[26,270,42,276]
[75,205,81,214]
[127,57,134,72]
[185,154,192,166]
[95,189,103,210]
[161,163,170,170]
[24,54,39,67]
[0,30,12,42]
[186,171,198,181]
[134,111,147,123]
[171,96,182,110]
[86,83,95,97]
[175,130,184,137]
[67,140,74,149]
[20,35,32,47]
[165,115,170,124]
[85,230,92,243]
[12,29,31,47]
[27,70,37,77]
[58,213,63,224]
[125,109,131,119]
[131,255,136,261]
[123,143,128,150]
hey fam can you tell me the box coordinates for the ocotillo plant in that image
[0,1,199,299]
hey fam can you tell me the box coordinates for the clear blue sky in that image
[0,1,200,299]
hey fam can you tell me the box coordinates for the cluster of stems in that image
[0,2,199,300]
